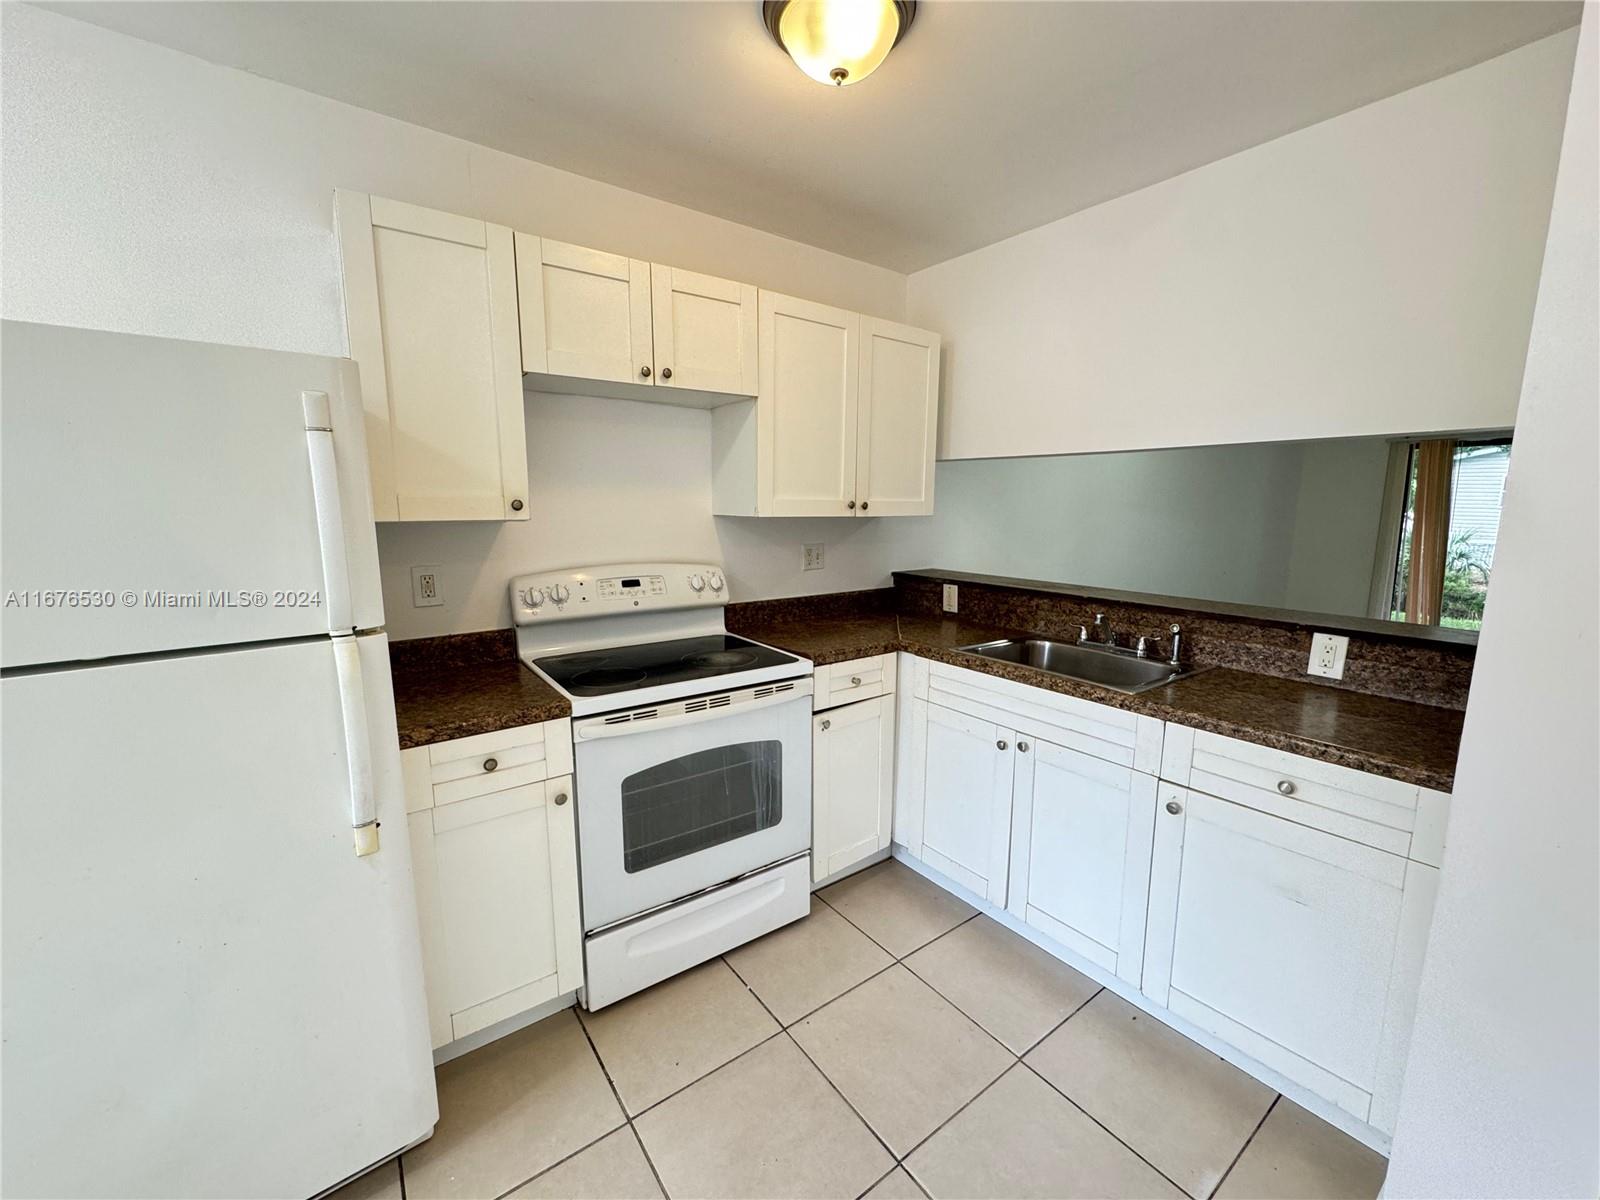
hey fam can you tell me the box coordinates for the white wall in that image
[907,31,1578,461]
[0,4,911,632]
[1383,11,1598,1197]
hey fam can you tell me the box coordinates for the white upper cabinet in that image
[857,318,941,516]
[651,267,757,396]
[335,192,528,522]
[713,291,939,518]
[517,235,652,386]
[759,291,862,516]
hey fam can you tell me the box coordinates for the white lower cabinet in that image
[893,659,1446,1145]
[1007,738,1157,988]
[403,720,582,1050]
[919,703,1016,906]
[812,694,896,884]
[1143,784,1437,1134]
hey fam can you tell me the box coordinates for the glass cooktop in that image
[533,634,799,698]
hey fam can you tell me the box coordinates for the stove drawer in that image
[582,854,809,1010]
[814,654,895,712]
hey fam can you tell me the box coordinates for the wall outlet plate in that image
[802,543,825,571]
[411,565,443,608]
[1307,631,1349,679]
[942,583,959,613]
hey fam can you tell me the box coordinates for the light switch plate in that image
[942,583,959,613]
[1307,632,1348,679]
[411,565,443,608]
[802,543,825,571]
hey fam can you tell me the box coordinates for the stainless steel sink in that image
[957,638,1200,695]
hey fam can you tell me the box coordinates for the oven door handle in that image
[573,687,810,742]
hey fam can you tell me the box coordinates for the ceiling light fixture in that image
[763,0,917,87]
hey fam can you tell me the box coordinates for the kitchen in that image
[1,3,1595,1199]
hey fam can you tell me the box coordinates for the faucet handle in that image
[1134,635,1156,658]
[1077,624,1091,643]
[1168,623,1183,667]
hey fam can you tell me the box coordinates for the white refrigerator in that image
[0,321,438,1199]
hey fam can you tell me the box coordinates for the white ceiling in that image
[40,1,1579,272]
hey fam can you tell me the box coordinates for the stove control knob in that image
[707,570,725,592]
[522,587,545,609]
[688,573,706,593]
[550,583,571,604]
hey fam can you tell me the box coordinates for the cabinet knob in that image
[1018,741,1030,753]
[640,365,652,378]
[482,757,498,773]
[510,498,524,512]
[860,501,869,511]
[997,739,1008,751]
[850,675,862,686]
[661,367,673,380]
[846,500,856,510]
[554,791,569,806]
[1277,779,1296,796]
[1166,800,1182,815]
[819,719,831,732]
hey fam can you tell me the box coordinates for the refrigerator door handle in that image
[303,390,355,634]
[332,633,379,856]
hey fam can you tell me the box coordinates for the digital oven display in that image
[621,578,641,589]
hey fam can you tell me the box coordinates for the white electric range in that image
[510,562,814,1008]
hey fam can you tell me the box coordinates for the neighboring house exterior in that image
[1449,442,1512,568]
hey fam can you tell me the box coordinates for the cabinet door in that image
[758,291,861,516]
[517,235,652,385]
[1007,738,1156,987]
[430,776,582,1041]
[651,266,757,396]
[812,695,896,884]
[919,703,1014,905]
[406,808,453,1049]
[335,192,527,522]
[856,318,940,517]
[1144,786,1408,1123]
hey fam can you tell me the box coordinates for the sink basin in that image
[957,638,1200,695]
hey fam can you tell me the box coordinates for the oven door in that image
[572,682,813,931]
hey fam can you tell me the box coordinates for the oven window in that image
[620,741,783,873]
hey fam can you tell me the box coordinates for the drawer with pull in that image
[1159,724,1447,862]
[813,654,896,712]
[420,719,574,808]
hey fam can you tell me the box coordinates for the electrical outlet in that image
[411,565,443,608]
[1307,632,1348,679]
[802,543,825,571]
[942,583,959,613]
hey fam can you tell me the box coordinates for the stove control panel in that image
[509,562,727,624]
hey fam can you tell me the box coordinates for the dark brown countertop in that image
[733,611,1462,791]
[389,631,569,751]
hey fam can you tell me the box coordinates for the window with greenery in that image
[1388,438,1510,631]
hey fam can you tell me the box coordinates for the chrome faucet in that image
[1090,612,1116,647]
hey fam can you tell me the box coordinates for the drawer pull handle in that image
[997,740,1008,751]
[1018,741,1030,753]
[1277,779,1296,796]
[554,791,569,806]
[850,675,862,686]
[819,719,831,732]
[482,757,498,773]
[1166,800,1182,815]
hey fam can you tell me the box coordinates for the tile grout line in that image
[779,1026,904,1171]
[720,949,904,1182]
[627,1120,671,1200]
[486,1011,638,1200]
[1015,1056,1198,1199]
[576,1008,672,1200]
[1014,985,1104,1058]
[1207,1093,1280,1200]
[396,1153,406,1200]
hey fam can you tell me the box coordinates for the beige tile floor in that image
[335,859,1389,1200]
